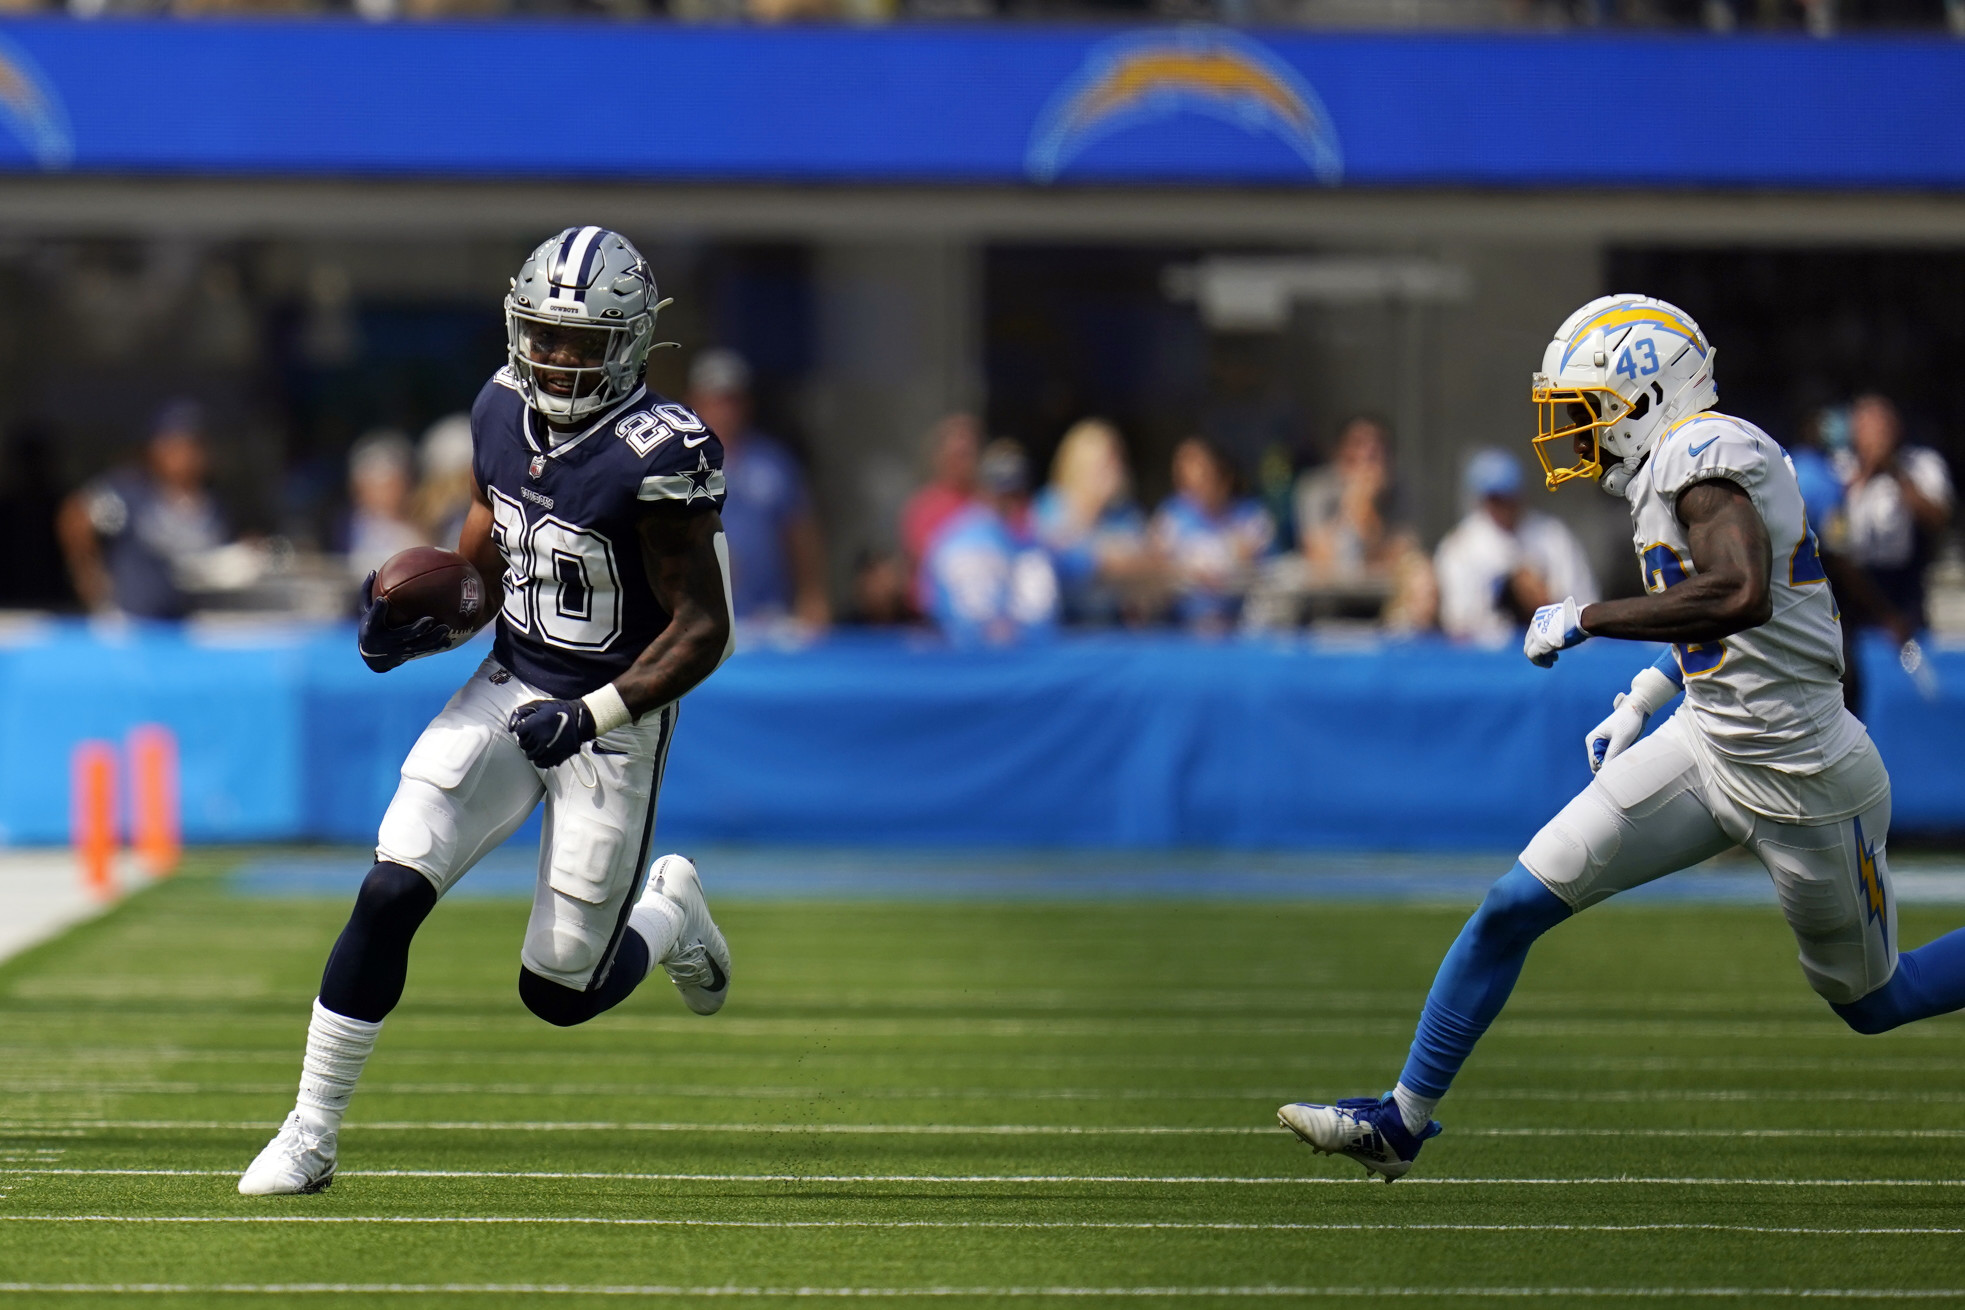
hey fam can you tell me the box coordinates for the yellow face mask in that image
[1530,381,1631,491]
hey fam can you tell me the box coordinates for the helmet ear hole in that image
[1626,393,1650,423]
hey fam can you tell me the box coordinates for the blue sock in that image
[1397,863,1572,1100]
[1832,926,1965,1035]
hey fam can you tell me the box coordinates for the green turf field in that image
[3,853,1964,1308]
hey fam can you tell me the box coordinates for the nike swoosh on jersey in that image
[1687,437,1719,457]
[682,433,710,448]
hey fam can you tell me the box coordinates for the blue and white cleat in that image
[647,854,731,1016]
[1277,1095,1440,1182]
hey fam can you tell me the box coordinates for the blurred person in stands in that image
[411,413,476,551]
[0,420,76,610]
[1294,415,1436,629]
[901,412,982,599]
[58,399,229,619]
[343,429,427,583]
[847,549,917,626]
[1838,394,1952,634]
[688,348,830,631]
[1434,448,1598,647]
[924,439,1058,647]
[1151,436,1274,634]
[1031,418,1155,625]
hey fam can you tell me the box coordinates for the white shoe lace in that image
[662,940,719,989]
[242,1113,334,1192]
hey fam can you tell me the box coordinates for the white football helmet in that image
[1531,294,1718,495]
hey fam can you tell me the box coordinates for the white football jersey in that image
[1625,412,1880,821]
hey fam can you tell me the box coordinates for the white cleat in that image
[647,854,730,1016]
[237,1111,336,1196]
[1278,1095,1439,1183]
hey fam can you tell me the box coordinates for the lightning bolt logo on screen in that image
[0,38,71,170]
[1026,29,1341,185]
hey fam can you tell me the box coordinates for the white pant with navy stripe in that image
[1520,712,1896,1006]
[375,657,676,991]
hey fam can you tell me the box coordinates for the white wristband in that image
[581,683,632,737]
[1626,666,1682,718]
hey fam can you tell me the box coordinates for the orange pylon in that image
[70,741,118,900]
[128,724,181,879]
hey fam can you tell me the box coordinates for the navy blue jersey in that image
[471,367,726,698]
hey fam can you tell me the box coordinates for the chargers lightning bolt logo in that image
[1855,817,1886,930]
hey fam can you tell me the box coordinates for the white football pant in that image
[375,657,676,991]
[1521,712,1896,1005]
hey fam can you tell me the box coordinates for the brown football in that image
[374,546,486,635]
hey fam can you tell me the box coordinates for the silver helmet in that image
[505,226,669,424]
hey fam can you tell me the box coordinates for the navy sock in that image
[1833,926,1965,1035]
[518,929,651,1028]
[1397,863,1572,1099]
[319,862,439,1023]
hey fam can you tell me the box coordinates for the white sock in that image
[294,998,382,1135]
[1392,1082,1440,1135]
[629,894,684,970]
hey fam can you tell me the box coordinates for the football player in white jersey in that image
[1280,294,1965,1181]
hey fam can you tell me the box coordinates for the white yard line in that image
[3,1168,1960,1186]
[12,1121,1965,1140]
[2,1216,1961,1236]
[3,1283,1964,1299]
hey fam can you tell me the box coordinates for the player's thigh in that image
[376,661,545,894]
[521,702,679,990]
[1747,750,1896,1005]
[1520,718,1735,911]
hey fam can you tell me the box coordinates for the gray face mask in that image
[505,226,673,424]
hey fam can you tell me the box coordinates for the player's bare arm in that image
[452,479,503,606]
[1577,479,1772,643]
[614,506,733,717]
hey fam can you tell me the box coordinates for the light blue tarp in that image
[1,623,1958,850]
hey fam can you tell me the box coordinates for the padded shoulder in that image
[1643,412,1775,505]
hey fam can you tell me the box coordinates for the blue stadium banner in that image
[0,22,1960,187]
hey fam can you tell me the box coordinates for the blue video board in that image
[0,21,1959,187]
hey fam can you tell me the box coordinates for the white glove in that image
[1524,596,1588,668]
[1584,665,1682,773]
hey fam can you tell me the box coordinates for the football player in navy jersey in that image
[242,227,738,1196]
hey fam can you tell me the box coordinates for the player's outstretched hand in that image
[357,572,455,674]
[508,698,597,769]
[1523,597,1588,668]
[1585,691,1648,774]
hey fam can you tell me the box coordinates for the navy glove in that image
[508,698,596,769]
[357,572,453,674]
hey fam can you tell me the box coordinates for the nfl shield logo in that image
[528,455,547,479]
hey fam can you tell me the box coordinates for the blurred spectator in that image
[1031,418,1155,625]
[689,348,831,630]
[57,400,229,619]
[902,412,982,603]
[1838,394,1953,632]
[1151,436,1274,634]
[847,549,917,626]
[344,429,426,582]
[1790,405,1848,537]
[923,439,1059,647]
[0,421,76,610]
[411,413,475,551]
[1434,448,1598,646]
[1293,416,1435,630]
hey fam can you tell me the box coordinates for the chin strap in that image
[1600,458,1639,498]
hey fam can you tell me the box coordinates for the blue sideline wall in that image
[0,24,1960,187]
[1,624,1957,851]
